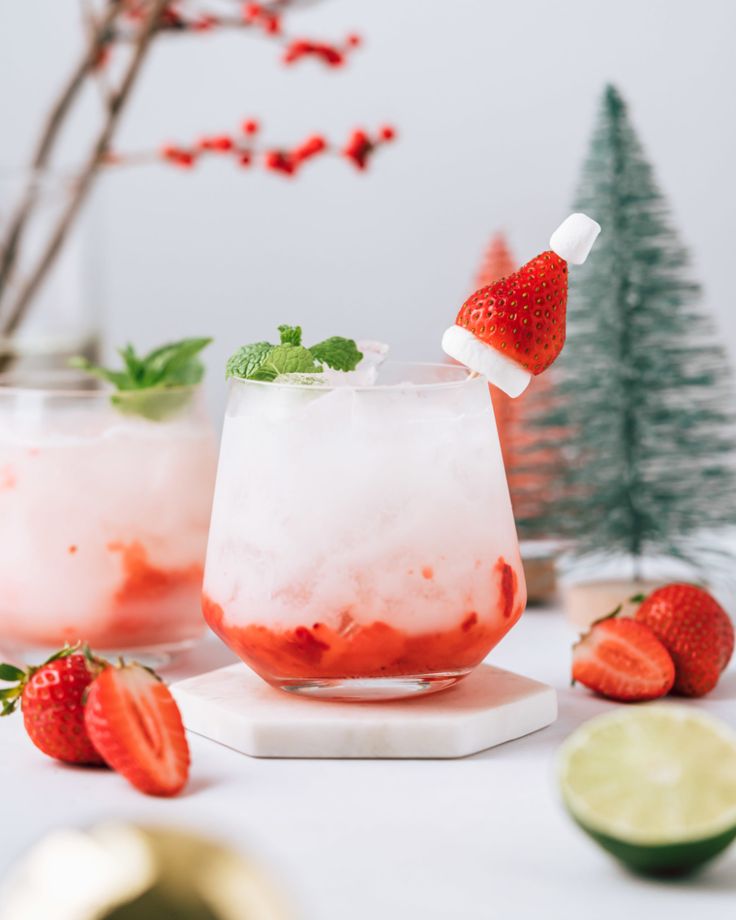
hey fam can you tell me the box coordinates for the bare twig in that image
[0,0,170,339]
[80,0,116,107]
[0,1,123,317]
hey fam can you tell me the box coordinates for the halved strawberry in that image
[635,584,734,697]
[84,663,190,797]
[572,617,675,703]
[0,647,105,765]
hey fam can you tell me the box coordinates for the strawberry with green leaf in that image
[226,324,363,382]
[0,646,106,765]
[71,337,212,420]
[2,645,191,796]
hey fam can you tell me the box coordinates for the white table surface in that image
[1,607,735,919]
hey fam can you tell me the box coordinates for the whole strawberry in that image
[0,647,106,764]
[635,584,734,697]
[572,617,675,702]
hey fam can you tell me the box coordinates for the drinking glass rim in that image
[228,360,474,393]
[0,371,203,400]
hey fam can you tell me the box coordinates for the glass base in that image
[0,637,199,671]
[273,670,471,702]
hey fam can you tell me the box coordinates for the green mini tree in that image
[532,84,736,579]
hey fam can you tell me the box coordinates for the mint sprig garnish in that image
[309,336,363,371]
[71,337,212,420]
[226,325,363,382]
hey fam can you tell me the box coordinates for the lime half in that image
[558,706,736,876]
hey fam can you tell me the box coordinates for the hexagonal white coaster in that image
[171,664,557,759]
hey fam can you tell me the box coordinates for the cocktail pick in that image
[442,213,601,397]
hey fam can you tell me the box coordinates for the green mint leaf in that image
[139,337,212,387]
[226,342,273,380]
[248,364,279,382]
[72,338,211,394]
[309,337,363,372]
[70,337,211,421]
[278,325,302,346]
[68,357,134,391]
[0,664,24,682]
[226,327,362,382]
[118,344,146,384]
[258,344,323,378]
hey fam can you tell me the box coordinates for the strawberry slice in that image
[84,663,190,797]
[572,617,675,703]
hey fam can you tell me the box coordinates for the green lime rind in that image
[568,813,736,877]
[558,705,736,876]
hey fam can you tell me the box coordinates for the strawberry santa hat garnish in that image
[442,213,601,397]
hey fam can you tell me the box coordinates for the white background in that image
[1,0,736,410]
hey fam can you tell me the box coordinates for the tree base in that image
[522,555,558,605]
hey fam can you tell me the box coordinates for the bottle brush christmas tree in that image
[535,84,736,596]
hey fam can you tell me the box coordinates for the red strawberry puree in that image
[1,541,204,649]
[100,541,204,647]
[203,557,524,682]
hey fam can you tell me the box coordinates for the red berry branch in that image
[94,2,362,70]
[0,0,395,363]
[106,121,396,175]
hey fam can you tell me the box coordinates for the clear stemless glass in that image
[0,372,217,661]
[203,362,527,700]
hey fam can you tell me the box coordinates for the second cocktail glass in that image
[203,362,526,700]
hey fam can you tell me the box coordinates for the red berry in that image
[635,584,734,697]
[293,134,327,162]
[283,39,310,64]
[242,2,262,22]
[572,617,675,703]
[211,135,234,152]
[0,648,106,765]
[160,144,181,160]
[238,152,252,167]
[343,129,372,169]
[379,125,396,141]
[263,14,281,35]
[318,44,344,67]
[85,663,190,797]
[265,150,296,175]
[346,33,362,47]
[194,15,218,31]
[241,118,260,135]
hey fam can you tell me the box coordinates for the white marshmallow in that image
[549,213,601,265]
[441,325,531,398]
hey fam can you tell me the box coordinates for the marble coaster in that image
[171,664,557,759]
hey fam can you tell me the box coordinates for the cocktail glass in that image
[0,373,217,660]
[203,362,526,700]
